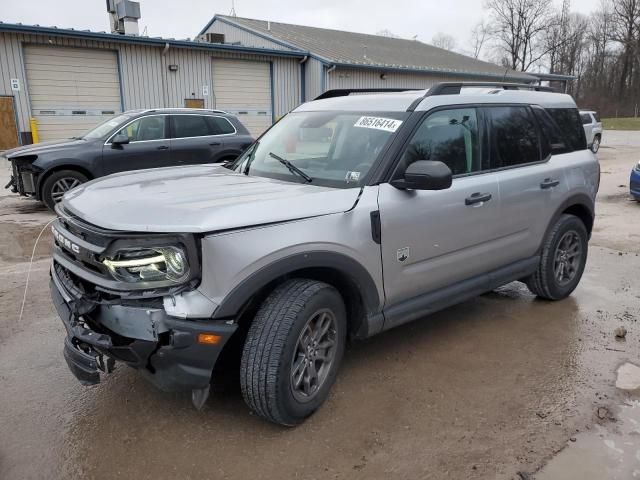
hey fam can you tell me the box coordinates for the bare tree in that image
[469,20,490,59]
[485,0,560,71]
[376,29,401,39]
[431,32,458,51]
[610,0,640,94]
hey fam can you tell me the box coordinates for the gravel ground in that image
[0,138,638,480]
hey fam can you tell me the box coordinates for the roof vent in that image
[205,32,225,44]
[106,0,141,36]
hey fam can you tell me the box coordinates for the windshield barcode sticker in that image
[354,116,403,132]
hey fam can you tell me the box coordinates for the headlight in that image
[102,246,190,283]
[635,161,640,171]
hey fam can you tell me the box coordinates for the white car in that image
[580,110,603,153]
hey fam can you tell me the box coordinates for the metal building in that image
[0,13,536,149]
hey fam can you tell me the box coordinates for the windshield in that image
[82,114,132,140]
[233,111,407,188]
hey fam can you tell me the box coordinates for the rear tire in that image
[240,279,346,426]
[41,170,88,211]
[525,214,588,300]
[591,135,601,153]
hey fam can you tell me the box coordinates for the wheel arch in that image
[211,251,382,337]
[36,164,94,200]
[541,194,594,251]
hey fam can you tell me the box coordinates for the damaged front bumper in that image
[50,262,237,393]
[5,157,39,197]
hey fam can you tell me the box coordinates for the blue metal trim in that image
[0,23,309,58]
[327,62,535,82]
[269,61,275,123]
[114,49,125,111]
[300,60,306,103]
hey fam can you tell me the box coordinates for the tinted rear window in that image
[205,116,236,135]
[487,106,540,167]
[172,115,210,138]
[593,112,601,122]
[545,108,587,152]
[580,113,592,125]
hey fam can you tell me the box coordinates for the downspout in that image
[324,65,336,93]
[299,56,308,103]
[161,42,170,108]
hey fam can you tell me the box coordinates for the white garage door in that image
[212,59,272,137]
[23,45,122,142]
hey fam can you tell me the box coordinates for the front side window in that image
[172,115,211,138]
[545,108,587,152]
[488,106,540,167]
[398,108,481,176]
[233,111,406,188]
[83,114,131,140]
[114,116,166,142]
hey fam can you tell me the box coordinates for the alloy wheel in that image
[553,230,583,286]
[51,177,82,202]
[290,308,337,402]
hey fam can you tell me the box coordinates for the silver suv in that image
[50,83,599,426]
[580,110,603,153]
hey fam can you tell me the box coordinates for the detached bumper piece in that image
[50,264,237,395]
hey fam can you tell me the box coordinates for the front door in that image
[378,107,505,311]
[101,115,172,175]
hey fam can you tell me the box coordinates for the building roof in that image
[203,15,534,82]
[0,21,307,58]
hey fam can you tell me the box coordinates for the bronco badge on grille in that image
[52,226,81,254]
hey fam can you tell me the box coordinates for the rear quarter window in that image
[545,108,587,152]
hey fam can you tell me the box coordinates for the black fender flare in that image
[211,251,382,319]
[539,193,595,252]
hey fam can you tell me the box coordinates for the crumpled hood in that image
[4,138,88,158]
[62,165,361,233]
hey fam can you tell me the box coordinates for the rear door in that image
[486,106,567,264]
[169,114,233,164]
[378,107,504,309]
[101,115,172,175]
[580,112,594,144]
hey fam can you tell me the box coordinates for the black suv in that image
[4,109,253,209]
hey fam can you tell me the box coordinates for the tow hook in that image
[191,385,210,410]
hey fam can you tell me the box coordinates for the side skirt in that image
[379,256,539,333]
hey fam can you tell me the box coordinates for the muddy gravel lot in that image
[1,134,639,480]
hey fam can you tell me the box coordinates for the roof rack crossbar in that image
[407,81,556,111]
[314,88,422,101]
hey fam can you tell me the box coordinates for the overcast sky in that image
[3,0,603,55]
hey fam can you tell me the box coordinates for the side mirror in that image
[390,160,452,191]
[111,133,130,146]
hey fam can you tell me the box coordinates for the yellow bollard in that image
[30,117,39,144]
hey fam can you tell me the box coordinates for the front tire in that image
[525,214,588,300]
[591,135,601,153]
[240,279,347,426]
[41,170,88,210]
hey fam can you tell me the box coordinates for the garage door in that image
[23,45,122,142]
[212,59,272,137]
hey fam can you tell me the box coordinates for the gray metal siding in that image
[203,19,290,51]
[0,31,301,136]
[304,57,325,101]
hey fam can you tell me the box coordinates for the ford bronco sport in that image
[50,83,599,426]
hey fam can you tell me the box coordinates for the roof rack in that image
[407,82,556,111]
[314,88,422,100]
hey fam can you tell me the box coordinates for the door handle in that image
[209,142,222,146]
[465,192,492,205]
[156,145,169,151]
[540,178,560,189]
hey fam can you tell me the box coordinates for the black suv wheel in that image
[526,214,588,300]
[240,279,346,426]
[41,170,88,210]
